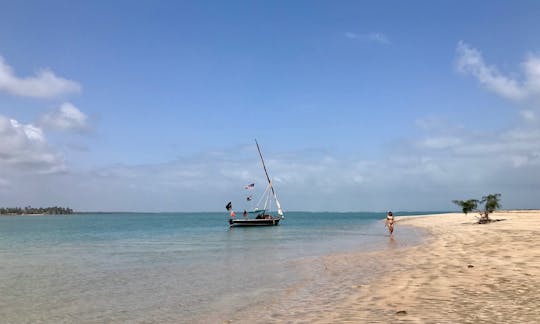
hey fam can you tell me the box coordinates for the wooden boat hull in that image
[229,218,281,227]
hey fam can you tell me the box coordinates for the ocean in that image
[0,212,433,323]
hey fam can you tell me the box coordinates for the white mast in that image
[255,140,284,218]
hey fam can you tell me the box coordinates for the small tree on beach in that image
[452,193,502,224]
[452,199,479,215]
[478,193,502,224]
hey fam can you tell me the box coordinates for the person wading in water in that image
[385,211,395,235]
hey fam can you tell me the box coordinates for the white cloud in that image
[367,32,390,45]
[520,109,536,122]
[0,115,65,173]
[456,41,540,101]
[40,102,89,131]
[423,126,540,162]
[417,136,462,149]
[523,54,540,96]
[345,32,390,45]
[0,56,81,98]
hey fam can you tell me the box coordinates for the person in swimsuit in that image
[385,211,395,235]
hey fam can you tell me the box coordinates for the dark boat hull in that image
[229,218,281,227]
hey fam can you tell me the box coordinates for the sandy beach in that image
[228,210,540,323]
[316,210,540,323]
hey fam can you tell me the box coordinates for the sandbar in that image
[318,210,540,323]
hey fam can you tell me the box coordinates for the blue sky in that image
[1,1,539,211]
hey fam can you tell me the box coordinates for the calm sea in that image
[0,212,435,323]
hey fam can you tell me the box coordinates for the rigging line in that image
[256,182,270,208]
[264,189,270,211]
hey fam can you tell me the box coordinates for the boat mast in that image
[255,139,283,217]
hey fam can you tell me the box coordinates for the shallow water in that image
[0,212,432,323]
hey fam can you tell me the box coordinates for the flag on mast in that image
[244,183,255,189]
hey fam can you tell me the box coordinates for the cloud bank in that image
[2,123,539,212]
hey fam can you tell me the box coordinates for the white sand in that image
[318,210,540,323]
[226,210,540,323]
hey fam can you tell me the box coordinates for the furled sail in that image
[271,183,284,217]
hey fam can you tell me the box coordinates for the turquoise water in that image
[0,212,434,323]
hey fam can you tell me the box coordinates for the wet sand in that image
[318,210,540,323]
[227,210,540,323]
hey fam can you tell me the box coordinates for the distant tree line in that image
[0,206,74,215]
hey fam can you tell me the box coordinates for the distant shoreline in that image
[0,213,47,216]
[0,207,74,216]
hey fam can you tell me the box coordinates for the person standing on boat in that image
[385,211,395,235]
[243,210,247,219]
[226,202,235,218]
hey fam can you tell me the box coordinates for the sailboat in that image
[227,140,284,227]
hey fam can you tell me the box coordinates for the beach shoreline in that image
[226,210,540,323]
[2,211,538,323]
[316,210,540,323]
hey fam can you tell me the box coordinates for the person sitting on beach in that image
[385,211,395,235]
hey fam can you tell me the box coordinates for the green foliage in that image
[0,206,74,215]
[452,199,479,215]
[452,193,502,223]
[481,193,502,214]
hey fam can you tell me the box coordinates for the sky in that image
[0,1,539,212]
